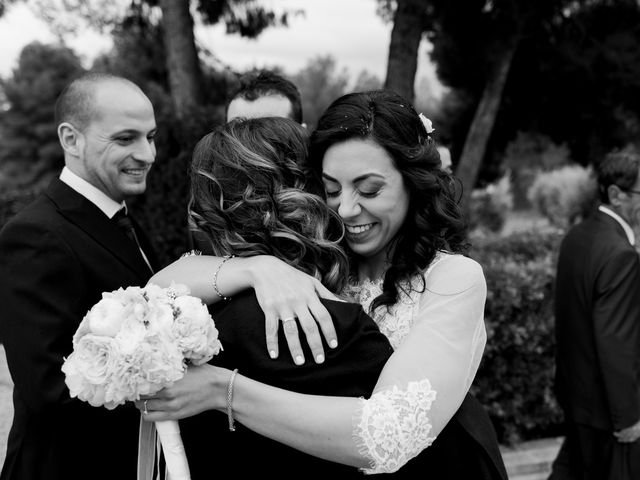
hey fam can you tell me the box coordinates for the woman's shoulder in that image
[420,252,485,293]
[424,252,483,277]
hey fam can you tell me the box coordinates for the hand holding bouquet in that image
[62,283,222,480]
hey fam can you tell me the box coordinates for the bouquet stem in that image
[155,420,191,480]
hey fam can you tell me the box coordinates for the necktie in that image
[112,208,153,273]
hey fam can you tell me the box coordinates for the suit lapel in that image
[45,179,153,281]
[595,210,634,246]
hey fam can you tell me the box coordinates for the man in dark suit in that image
[550,149,640,480]
[0,73,158,480]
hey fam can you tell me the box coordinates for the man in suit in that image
[0,73,158,479]
[550,148,640,480]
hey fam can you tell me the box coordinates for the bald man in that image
[0,73,159,480]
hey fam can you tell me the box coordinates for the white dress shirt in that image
[60,167,125,219]
[60,167,153,271]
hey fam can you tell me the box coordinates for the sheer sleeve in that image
[354,254,487,473]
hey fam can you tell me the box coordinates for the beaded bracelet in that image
[213,255,234,301]
[227,368,239,432]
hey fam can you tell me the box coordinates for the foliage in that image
[0,0,17,16]
[292,55,349,130]
[469,228,565,444]
[528,165,598,229]
[0,42,85,191]
[30,0,294,39]
[502,132,572,208]
[391,0,640,187]
[468,174,514,234]
[351,69,382,92]
[196,0,299,39]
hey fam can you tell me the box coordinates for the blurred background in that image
[2,0,640,477]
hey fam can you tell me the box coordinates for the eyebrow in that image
[111,127,158,138]
[322,172,386,183]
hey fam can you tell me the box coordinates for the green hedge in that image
[469,228,565,445]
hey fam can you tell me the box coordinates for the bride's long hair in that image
[308,90,467,312]
[189,117,348,293]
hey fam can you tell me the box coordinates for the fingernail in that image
[329,339,338,348]
[269,350,277,359]
[295,355,304,365]
[315,354,325,364]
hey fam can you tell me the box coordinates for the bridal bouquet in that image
[62,283,222,480]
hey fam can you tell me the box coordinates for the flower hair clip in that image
[418,113,434,134]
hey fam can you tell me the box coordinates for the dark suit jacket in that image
[555,210,640,431]
[181,290,507,480]
[0,179,158,480]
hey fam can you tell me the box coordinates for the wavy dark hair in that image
[189,117,347,293]
[307,90,468,312]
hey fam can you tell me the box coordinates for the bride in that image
[142,90,507,478]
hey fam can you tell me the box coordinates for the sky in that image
[0,0,444,97]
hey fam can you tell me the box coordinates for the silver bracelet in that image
[213,255,234,301]
[227,368,239,432]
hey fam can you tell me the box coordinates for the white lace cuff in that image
[354,379,437,474]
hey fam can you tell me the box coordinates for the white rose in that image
[87,298,126,337]
[146,303,176,338]
[62,334,117,406]
[114,318,148,355]
[108,337,184,403]
[172,296,222,365]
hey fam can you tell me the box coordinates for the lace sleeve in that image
[354,379,437,474]
[352,254,487,473]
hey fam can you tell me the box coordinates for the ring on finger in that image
[143,400,148,415]
[281,317,296,324]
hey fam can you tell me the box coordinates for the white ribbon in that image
[138,416,191,480]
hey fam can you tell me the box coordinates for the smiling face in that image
[322,138,410,267]
[73,82,157,202]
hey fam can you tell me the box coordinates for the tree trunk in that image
[159,0,203,121]
[384,0,425,104]
[456,40,518,211]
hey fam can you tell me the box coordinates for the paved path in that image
[0,345,13,467]
[0,345,559,478]
[503,437,560,479]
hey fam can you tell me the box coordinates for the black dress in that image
[180,290,508,479]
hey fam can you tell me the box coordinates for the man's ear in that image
[607,184,625,207]
[58,122,81,156]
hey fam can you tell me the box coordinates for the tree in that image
[380,0,636,211]
[158,0,203,121]
[455,37,517,209]
[0,0,17,16]
[27,0,294,128]
[0,42,84,191]
[383,0,430,103]
[351,70,382,92]
[292,55,349,130]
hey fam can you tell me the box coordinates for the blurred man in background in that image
[226,69,304,125]
[551,148,640,480]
